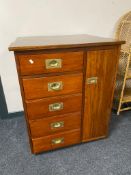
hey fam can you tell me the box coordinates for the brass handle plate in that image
[48,81,63,91]
[52,137,64,145]
[49,102,63,111]
[45,59,62,69]
[51,121,64,129]
[86,77,98,84]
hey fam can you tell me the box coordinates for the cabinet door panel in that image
[82,47,120,141]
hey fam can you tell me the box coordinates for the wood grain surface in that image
[18,51,83,75]
[29,112,81,138]
[82,47,120,141]
[9,34,124,154]
[9,34,125,51]
[26,93,82,120]
[22,73,83,100]
[32,129,80,154]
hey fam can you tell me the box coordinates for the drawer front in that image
[26,93,82,120]
[23,73,83,100]
[32,129,80,153]
[29,112,81,138]
[18,52,83,75]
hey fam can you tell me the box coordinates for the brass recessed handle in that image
[52,137,64,145]
[48,81,63,91]
[86,77,98,84]
[49,102,63,111]
[51,121,64,129]
[45,59,62,69]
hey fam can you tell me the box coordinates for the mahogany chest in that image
[9,35,124,154]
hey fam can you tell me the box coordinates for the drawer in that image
[29,112,81,138]
[26,93,82,120]
[32,129,80,153]
[23,73,83,100]
[18,51,83,75]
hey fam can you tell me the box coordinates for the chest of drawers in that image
[9,35,124,154]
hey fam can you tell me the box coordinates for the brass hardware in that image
[49,102,63,111]
[52,137,64,145]
[51,121,64,129]
[45,59,62,69]
[29,59,34,64]
[87,77,98,84]
[48,81,63,91]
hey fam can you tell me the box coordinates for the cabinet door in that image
[82,47,120,141]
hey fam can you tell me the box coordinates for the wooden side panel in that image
[82,47,120,141]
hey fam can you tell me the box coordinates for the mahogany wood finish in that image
[9,34,124,51]
[32,129,81,154]
[29,112,81,138]
[9,34,124,154]
[23,73,83,100]
[82,48,120,141]
[18,51,83,75]
[26,93,82,120]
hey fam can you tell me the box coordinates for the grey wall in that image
[0,76,23,119]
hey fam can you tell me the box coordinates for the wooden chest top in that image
[8,34,125,51]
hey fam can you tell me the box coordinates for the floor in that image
[0,111,131,175]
